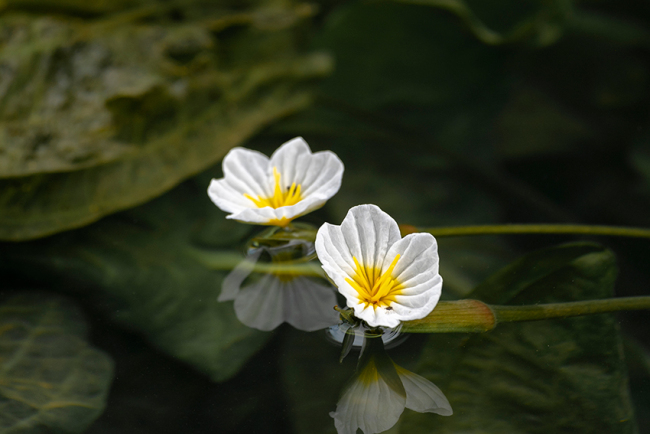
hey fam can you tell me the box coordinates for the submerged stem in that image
[417,224,650,239]
[493,296,650,323]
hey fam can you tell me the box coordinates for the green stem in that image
[419,224,650,239]
[402,296,650,333]
[494,296,650,323]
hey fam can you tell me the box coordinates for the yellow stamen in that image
[345,254,403,309]
[267,217,291,227]
[244,167,303,210]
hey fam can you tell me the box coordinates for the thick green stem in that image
[402,296,650,333]
[416,224,650,239]
[402,300,496,333]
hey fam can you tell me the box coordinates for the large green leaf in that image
[1,173,269,382]
[0,293,113,433]
[0,2,331,240]
[401,243,636,433]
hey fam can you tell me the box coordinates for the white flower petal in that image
[227,194,325,225]
[222,147,272,198]
[207,147,272,214]
[269,137,312,186]
[298,151,344,198]
[340,205,401,270]
[330,360,406,434]
[396,365,453,416]
[355,305,402,329]
[316,222,357,286]
[388,233,440,279]
[269,137,344,202]
[383,233,442,321]
[390,278,442,322]
[207,178,252,214]
[224,207,283,225]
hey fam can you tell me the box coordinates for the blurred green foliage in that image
[1,0,650,432]
[0,0,331,240]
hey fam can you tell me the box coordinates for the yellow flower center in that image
[345,254,403,309]
[244,167,302,209]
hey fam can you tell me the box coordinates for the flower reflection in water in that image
[220,233,338,332]
[331,335,452,434]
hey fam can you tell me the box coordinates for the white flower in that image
[208,137,344,226]
[315,204,442,328]
[330,338,452,434]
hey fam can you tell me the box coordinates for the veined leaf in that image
[0,293,113,434]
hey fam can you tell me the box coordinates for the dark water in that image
[1,0,650,433]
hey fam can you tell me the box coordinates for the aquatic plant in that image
[316,204,442,328]
[208,137,344,226]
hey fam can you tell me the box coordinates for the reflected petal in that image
[220,237,338,332]
[283,278,339,331]
[234,274,285,331]
[219,249,263,302]
[395,365,453,416]
[330,337,452,434]
[234,275,338,332]
[330,357,406,434]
